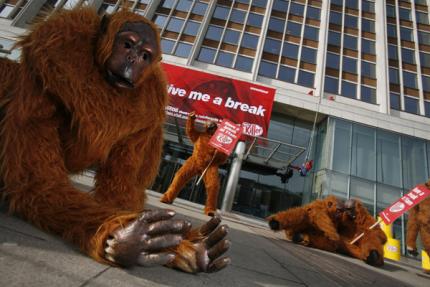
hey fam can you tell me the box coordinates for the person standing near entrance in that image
[160,112,229,216]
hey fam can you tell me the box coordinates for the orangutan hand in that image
[407,246,419,257]
[171,215,231,273]
[105,209,191,267]
[189,111,197,119]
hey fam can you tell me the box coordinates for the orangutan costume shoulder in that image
[160,112,228,216]
[0,7,230,273]
[406,180,430,264]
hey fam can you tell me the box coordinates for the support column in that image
[221,141,246,213]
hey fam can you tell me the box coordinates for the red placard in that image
[379,184,430,225]
[162,63,276,137]
[208,119,242,156]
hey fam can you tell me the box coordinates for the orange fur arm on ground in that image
[161,113,228,216]
[0,7,229,272]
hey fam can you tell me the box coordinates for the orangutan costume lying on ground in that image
[406,179,430,272]
[0,7,230,273]
[267,196,387,267]
[161,112,228,216]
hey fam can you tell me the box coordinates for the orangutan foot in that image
[205,209,216,217]
[160,194,174,204]
[365,250,383,267]
[268,218,281,231]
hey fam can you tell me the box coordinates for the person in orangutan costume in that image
[406,179,430,273]
[0,7,230,273]
[161,111,228,216]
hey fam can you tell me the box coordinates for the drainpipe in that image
[221,141,246,213]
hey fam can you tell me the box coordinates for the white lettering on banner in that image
[188,91,210,102]
[168,84,187,97]
[224,97,266,116]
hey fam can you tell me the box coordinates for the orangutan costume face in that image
[206,121,218,135]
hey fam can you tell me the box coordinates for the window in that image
[344,35,357,50]
[161,39,175,54]
[345,0,358,9]
[403,71,418,89]
[198,47,216,63]
[230,9,246,24]
[343,57,357,74]
[213,6,229,20]
[241,33,259,49]
[387,25,397,38]
[153,15,168,28]
[297,70,314,87]
[247,13,264,27]
[399,8,412,21]
[341,81,357,98]
[304,25,318,41]
[324,76,339,94]
[282,42,299,59]
[272,0,288,12]
[177,0,193,12]
[362,39,375,54]
[183,21,200,36]
[351,125,376,180]
[252,0,267,8]
[362,61,376,78]
[278,65,296,83]
[175,42,192,58]
[416,11,429,25]
[388,45,398,60]
[326,53,340,69]
[301,47,317,64]
[286,21,302,37]
[389,68,400,84]
[161,0,175,9]
[206,25,223,41]
[224,29,240,45]
[362,1,375,13]
[330,11,342,25]
[166,18,185,33]
[264,38,281,54]
[425,101,430,117]
[290,3,304,17]
[401,48,416,64]
[422,75,430,92]
[235,55,253,72]
[344,15,358,29]
[386,5,396,18]
[400,27,414,42]
[390,93,400,110]
[259,61,277,78]
[404,96,419,114]
[216,51,234,67]
[192,2,208,15]
[419,31,430,46]
[328,31,341,46]
[361,86,376,104]
[269,17,285,33]
[0,5,13,18]
[332,119,352,174]
[377,131,401,187]
[362,19,375,33]
[307,6,320,20]
[420,52,430,68]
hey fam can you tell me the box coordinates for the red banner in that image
[379,184,430,225]
[209,119,242,155]
[162,63,276,137]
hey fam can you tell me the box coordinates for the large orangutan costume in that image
[267,196,387,266]
[406,179,430,269]
[160,112,228,216]
[0,7,230,273]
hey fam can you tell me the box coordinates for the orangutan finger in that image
[208,239,231,260]
[137,252,175,267]
[207,257,231,273]
[147,219,192,236]
[139,209,176,223]
[205,225,229,248]
[144,234,183,251]
[199,215,222,236]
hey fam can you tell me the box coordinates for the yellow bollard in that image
[422,250,430,272]
[378,217,393,239]
[384,238,401,261]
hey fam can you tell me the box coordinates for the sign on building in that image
[162,63,276,137]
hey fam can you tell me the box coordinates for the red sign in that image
[379,184,430,225]
[209,119,242,156]
[162,63,276,137]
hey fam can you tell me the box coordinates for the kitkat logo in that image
[242,122,263,137]
[216,134,233,144]
[389,202,405,213]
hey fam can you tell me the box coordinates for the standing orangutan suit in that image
[406,179,430,272]
[161,112,228,216]
[0,7,230,273]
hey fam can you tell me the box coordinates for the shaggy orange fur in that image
[267,195,342,245]
[160,114,228,215]
[406,180,430,264]
[0,7,214,271]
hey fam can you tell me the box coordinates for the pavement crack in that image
[79,266,110,287]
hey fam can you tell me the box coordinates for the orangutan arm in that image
[406,206,419,252]
[186,112,201,143]
[307,208,340,241]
